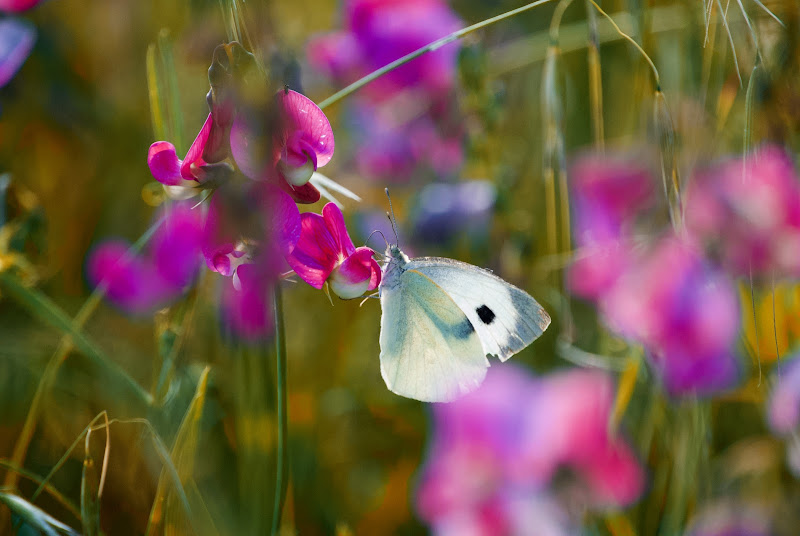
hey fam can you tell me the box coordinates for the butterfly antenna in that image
[385,188,400,247]
[365,229,389,250]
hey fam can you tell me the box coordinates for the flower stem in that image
[318,0,558,110]
[270,284,288,535]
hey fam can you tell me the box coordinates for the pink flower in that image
[521,369,645,507]
[0,18,36,88]
[87,202,205,315]
[286,202,380,299]
[0,0,44,12]
[147,113,220,193]
[602,236,741,395]
[416,365,645,534]
[201,183,300,281]
[307,0,465,181]
[567,153,656,300]
[308,0,463,102]
[231,89,334,204]
[686,145,800,278]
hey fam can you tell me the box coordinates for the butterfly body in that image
[378,244,550,402]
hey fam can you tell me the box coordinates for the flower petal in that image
[180,113,213,181]
[0,18,35,88]
[259,185,301,256]
[277,89,335,168]
[86,241,172,315]
[0,0,43,12]
[329,247,379,299]
[285,211,339,289]
[147,141,183,186]
[150,202,205,286]
[220,263,274,340]
[280,179,321,204]
[322,202,356,257]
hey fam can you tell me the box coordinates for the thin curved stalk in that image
[318,0,558,109]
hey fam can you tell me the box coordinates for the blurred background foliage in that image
[1,0,800,534]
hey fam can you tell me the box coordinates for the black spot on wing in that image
[452,318,476,339]
[476,305,496,325]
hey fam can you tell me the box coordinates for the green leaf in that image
[0,492,79,536]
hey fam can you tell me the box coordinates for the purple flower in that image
[87,202,205,315]
[0,18,35,88]
[686,145,800,279]
[413,180,495,244]
[286,202,380,299]
[602,236,741,396]
[416,365,645,534]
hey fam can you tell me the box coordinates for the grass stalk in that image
[270,285,288,535]
[318,0,559,110]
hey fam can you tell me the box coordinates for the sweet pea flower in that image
[0,0,45,12]
[416,365,645,535]
[567,153,656,300]
[0,18,35,88]
[230,89,334,204]
[602,236,741,396]
[307,0,465,181]
[87,202,205,315]
[286,202,380,299]
[308,0,463,102]
[201,183,300,283]
[686,146,800,279]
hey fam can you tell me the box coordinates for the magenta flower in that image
[230,89,334,204]
[286,202,380,299]
[686,145,800,279]
[308,0,463,102]
[567,153,656,300]
[147,113,220,198]
[307,0,464,180]
[416,365,644,534]
[0,0,45,12]
[87,202,205,315]
[201,183,300,280]
[602,236,741,396]
[0,18,35,88]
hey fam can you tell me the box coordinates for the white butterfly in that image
[378,244,551,402]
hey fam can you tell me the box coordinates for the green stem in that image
[318,0,558,110]
[270,285,288,535]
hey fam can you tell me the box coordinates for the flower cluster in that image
[568,152,742,396]
[686,145,800,279]
[308,0,465,180]
[416,365,645,535]
[89,42,379,338]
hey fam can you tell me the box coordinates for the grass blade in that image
[146,367,212,536]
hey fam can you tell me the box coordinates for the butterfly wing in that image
[408,257,551,361]
[379,268,489,402]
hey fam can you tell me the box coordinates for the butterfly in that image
[377,222,551,403]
